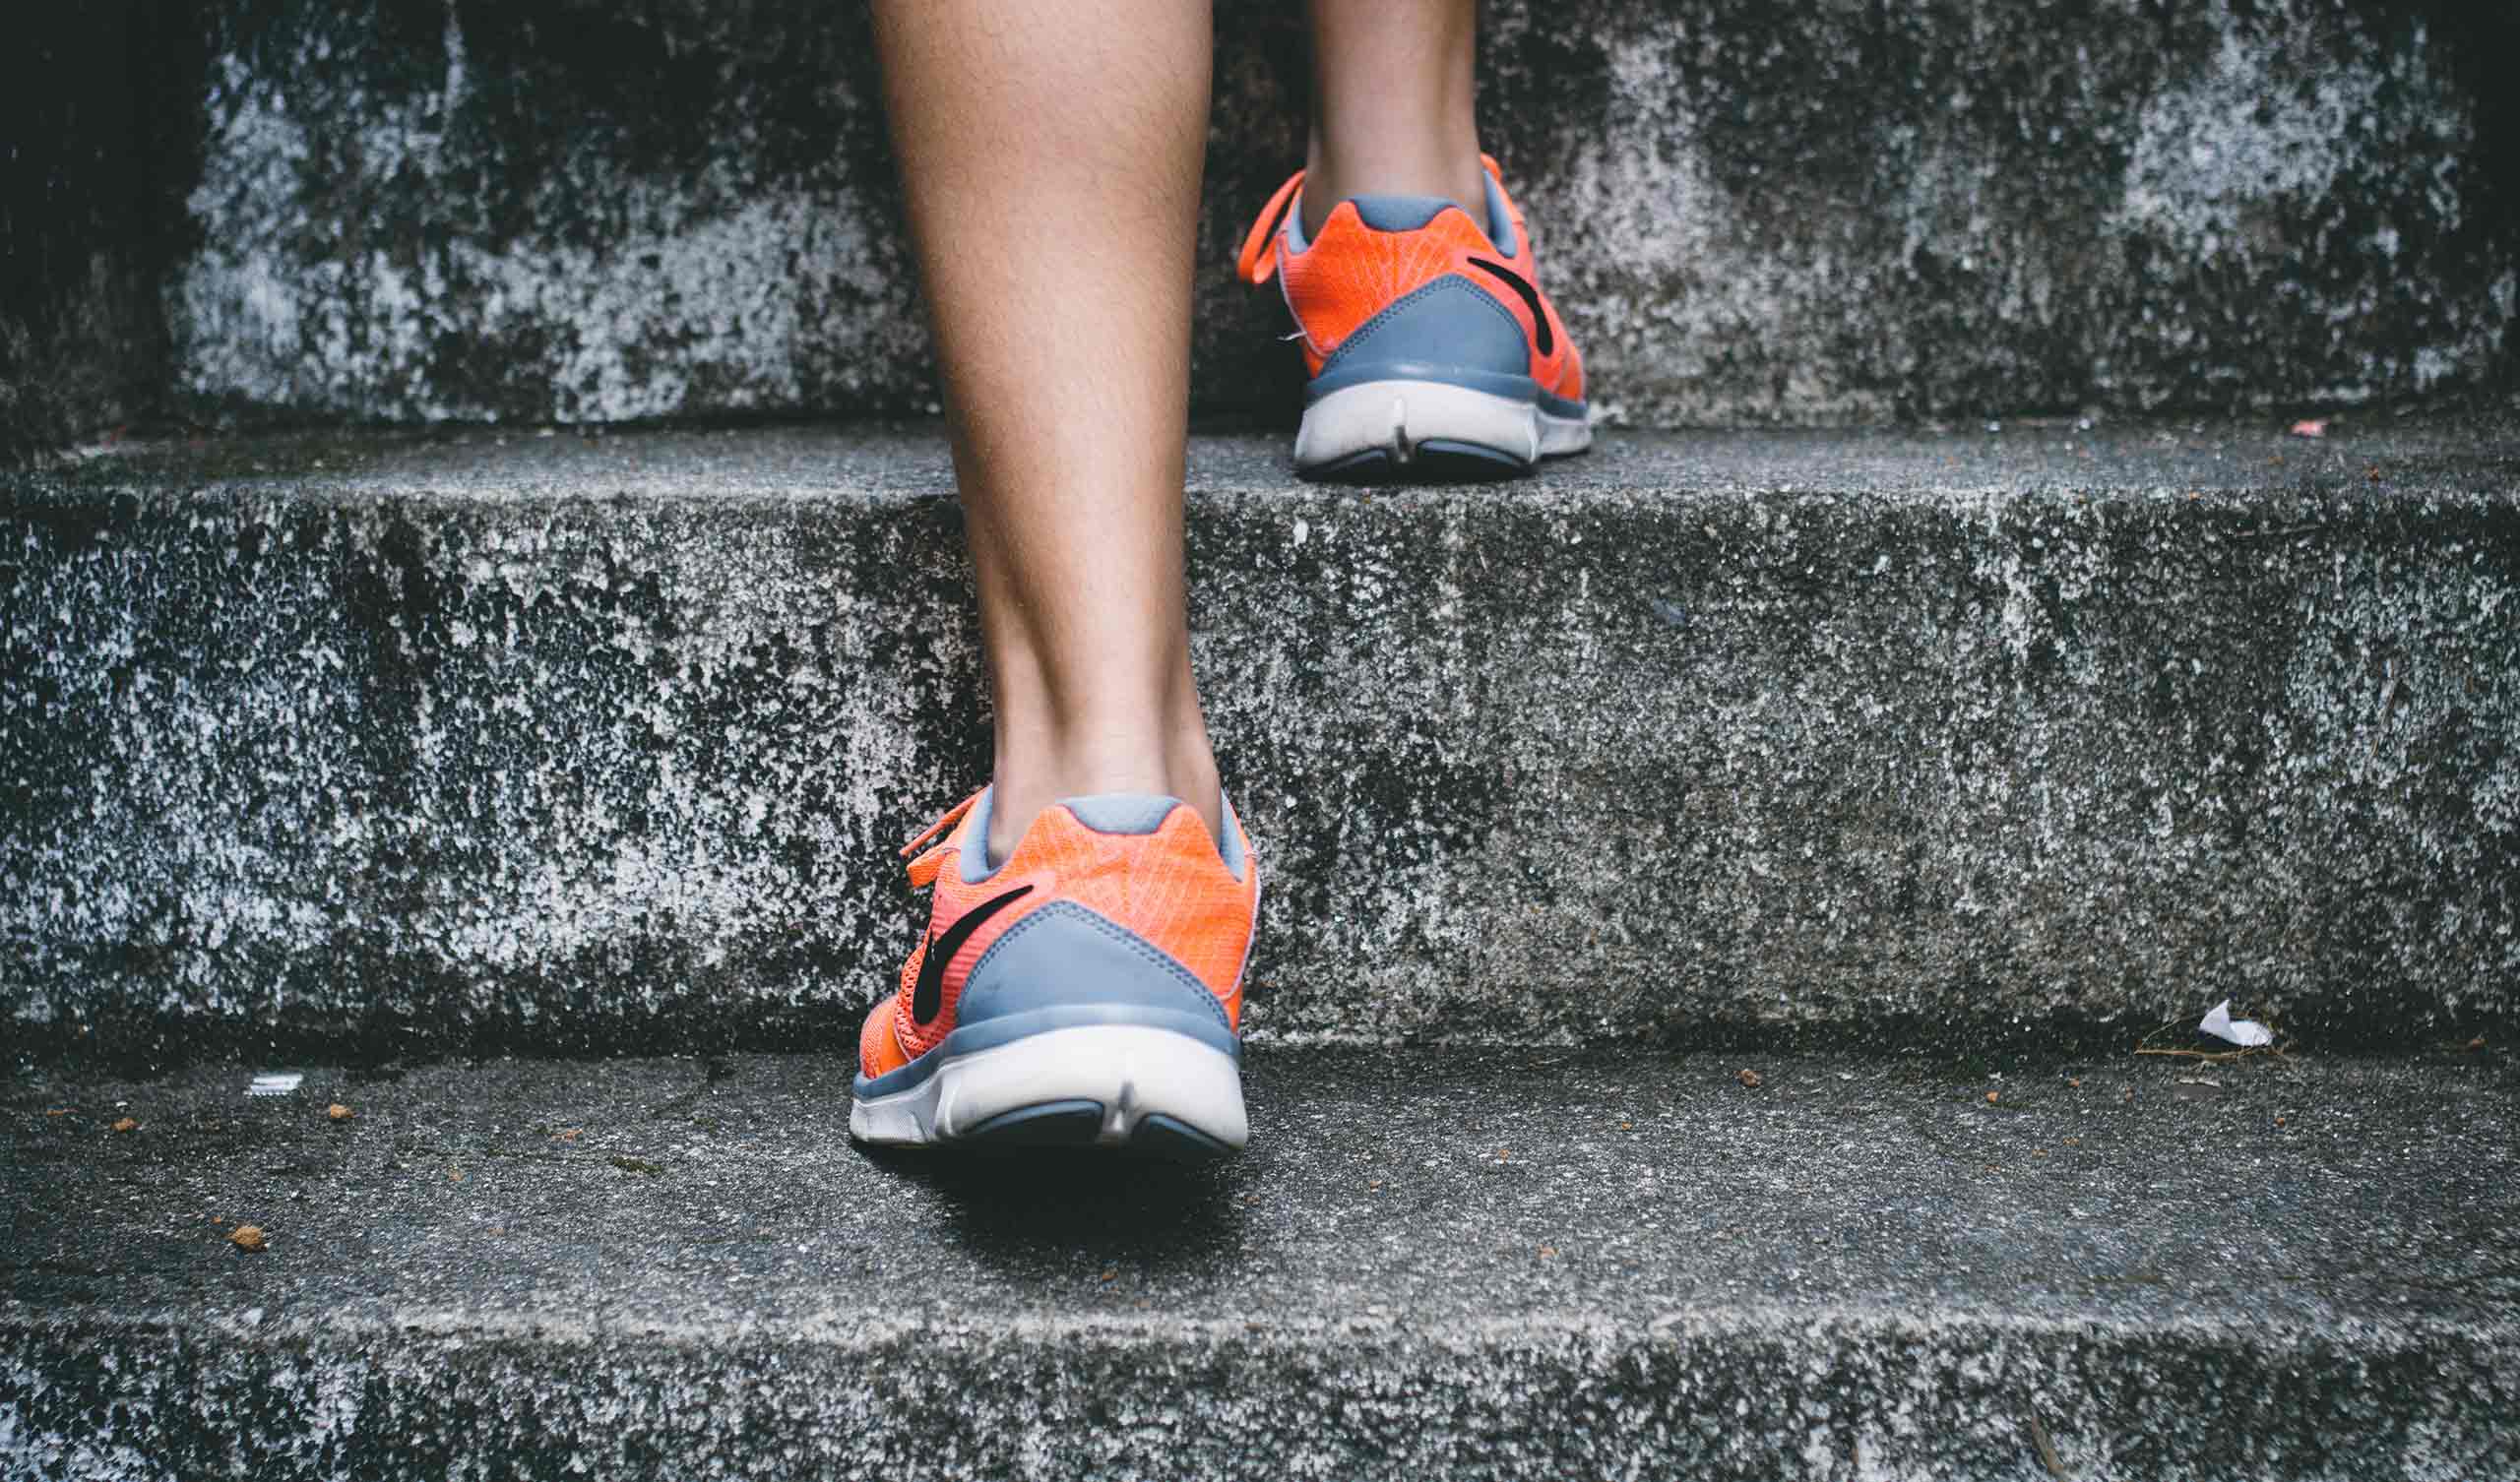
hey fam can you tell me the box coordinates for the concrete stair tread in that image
[5,1046,2513,1477]
[44,416,2520,503]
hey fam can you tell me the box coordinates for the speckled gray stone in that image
[30,0,2520,437]
[3,1048,2514,1479]
[3,422,2515,1060]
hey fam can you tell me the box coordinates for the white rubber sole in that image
[1293,378,1593,475]
[849,1024,1249,1155]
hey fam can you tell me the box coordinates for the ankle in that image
[1301,131,1486,237]
[986,728,1225,865]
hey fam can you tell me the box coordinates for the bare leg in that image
[871,1,1222,860]
[1302,0,1484,234]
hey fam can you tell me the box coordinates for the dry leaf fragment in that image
[44,1108,69,1117]
[1538,1246,1558,1259]
[2289,417,2329,438]
[110,1117,140,1134]
[2066,1078,2083,1089]
[1985,1091,2000,1104]
[229,1225,268,1252]
[327,1103,354,1122]
[1735,1069,1763,1089]
[558,1129,583,1142]
[2469,1036,2488,1050]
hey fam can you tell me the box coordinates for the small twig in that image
[2027,1411,2071,1480]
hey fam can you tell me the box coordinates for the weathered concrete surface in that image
[0,5,203,463]
[130,0,2520,429]
[3,424,2516,1061]
[4,1048,2514,1480]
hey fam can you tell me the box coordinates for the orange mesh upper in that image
[1237,158,1584,403]
[858,796,1260,1078]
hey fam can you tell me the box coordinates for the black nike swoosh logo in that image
[1466,256,1553,357]
[912,885,1033,1026]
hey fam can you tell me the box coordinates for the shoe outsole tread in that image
[945,1101,1236,1161]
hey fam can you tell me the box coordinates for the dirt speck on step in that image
[110,1117,139,1134]
[328,1103,354,1121]
[1735,1069,1762,1089]
[229,1224,267,1252]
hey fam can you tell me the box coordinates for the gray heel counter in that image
[1312,276,1532,397]
[957,901,1230,1033]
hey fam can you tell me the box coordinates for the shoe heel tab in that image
[1061,793,1179,836]
[1341,194,1462,233]
[1058,792,1251,883]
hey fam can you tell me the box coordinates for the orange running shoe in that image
[1235,154,1591,478]
[850,787,1260,1157]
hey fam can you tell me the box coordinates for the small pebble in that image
[229,1225,268,1253]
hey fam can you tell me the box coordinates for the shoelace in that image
[1233,170,1306,286]
[900,789,984,890]
[1233,153,1519,288]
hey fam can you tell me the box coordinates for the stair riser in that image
[17,0,2515,444]
[5,1321,2509,1481]
[6,474,2514,1054]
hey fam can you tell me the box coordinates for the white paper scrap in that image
[2199,1001,2273,1048]
[247,1072,304,1097]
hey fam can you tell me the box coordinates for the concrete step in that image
[4,1046,2513,1479]
[6,422,2517,1061]
[9,0,2516,446]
